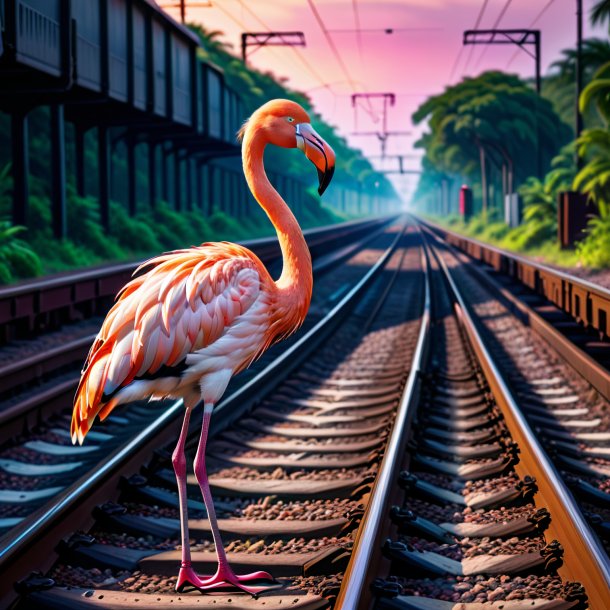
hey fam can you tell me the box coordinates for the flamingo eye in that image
[286,117,295,123]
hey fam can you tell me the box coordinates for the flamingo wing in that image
[71,243,266,444]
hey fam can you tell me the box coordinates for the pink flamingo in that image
[71,99,335,596]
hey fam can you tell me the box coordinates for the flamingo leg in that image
[172,407,201,592]
[192,403,278,597]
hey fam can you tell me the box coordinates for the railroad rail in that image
[4,217,610,610]
[0,217,398,565]
[420,224,610,571]
[419,218,610,400]
[335,222,610,609]
[0,217,393,344]
[1,218,421,609]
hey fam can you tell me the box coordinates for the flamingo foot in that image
[183,566,280,597]
[176,563,205,592]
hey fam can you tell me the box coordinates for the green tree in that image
[544,39,610,130]
[413,72,571,216]
[591,0,610,33]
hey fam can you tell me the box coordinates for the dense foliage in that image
[0,24,399,283]
[416,3,610,269]
[574,58,610,266]
[412,71,571,216]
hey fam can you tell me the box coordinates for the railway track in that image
[0,218,391,436]
[419,220,610,400]
[3,217,610,610]
[0,218,423,609]
[0,217,393,534]
[419,226,610,560]
[335,225,610,609]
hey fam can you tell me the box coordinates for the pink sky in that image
[162,0,606,201]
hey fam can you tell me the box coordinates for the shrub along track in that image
[0,217,393,540]
[3,220,427,609]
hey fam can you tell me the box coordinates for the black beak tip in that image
[317,166,335,196]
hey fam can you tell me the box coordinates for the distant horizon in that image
[163,0,606,200]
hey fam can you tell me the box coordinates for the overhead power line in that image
[214,1,333,96]
[505,0,557,69]
[472,0,514,71]
[306,0,360,93]
[449,0,489,81]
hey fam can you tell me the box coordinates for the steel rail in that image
[418,219,610,402]
[424,226,610,610]
[420,217,610,300]
[0,217,393,299]
[0,218,409,605]
[335,226,430,610]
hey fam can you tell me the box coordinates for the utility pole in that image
[241,32,305,64]
[351,93,410,157]
[463,29,541,94]
[575,0,584,169]
[464,28,542,177]
[157,1,213,23]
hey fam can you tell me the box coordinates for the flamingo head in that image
[240,99,336,195]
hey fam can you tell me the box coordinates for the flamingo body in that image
[71,242,308,444]
[71,99,335,596]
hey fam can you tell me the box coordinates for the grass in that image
[428,213,583,269]
[0,190,353,283]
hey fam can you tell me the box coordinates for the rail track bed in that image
[334,228,609,609]
[421,229,610,557]
[4,219,610,609]
[0,218,392,539]
[3,221,426,609]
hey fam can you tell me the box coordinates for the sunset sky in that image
[162,0,606,200]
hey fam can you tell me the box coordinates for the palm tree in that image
[591,0,610,33]
[573,62,610,216]
[413,72,570,216]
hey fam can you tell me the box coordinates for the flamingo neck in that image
[242,130,312,308]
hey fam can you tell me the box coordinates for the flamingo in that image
[70,99,335,596]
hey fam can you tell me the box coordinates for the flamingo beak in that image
[296,123,336,196]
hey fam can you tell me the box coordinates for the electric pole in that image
[463,29,541,94]
[241,32,305,64]
[351,93,410,158]
[575,0,584,169]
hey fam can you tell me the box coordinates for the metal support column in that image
[75,125,86,198]
[575,0,583,168]
[196,161,203,210]
[148,142,157,209]
[126,133,137,216]
[11,111,29,227]
[174,150,182,210]
[50,105,67,239]
[98,125,110,231]
[186,156,193,211]
[161,143,169,203]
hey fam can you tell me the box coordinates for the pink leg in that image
[172,408,202,592]
[192,404,279,597]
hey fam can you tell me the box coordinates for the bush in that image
[502,218,555,251]
[0,221,42,283]
[207,209,250,240]
[69,196,125,260]
[110,203,162,254]
[576,215,610,267]
[148,202,204,248]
